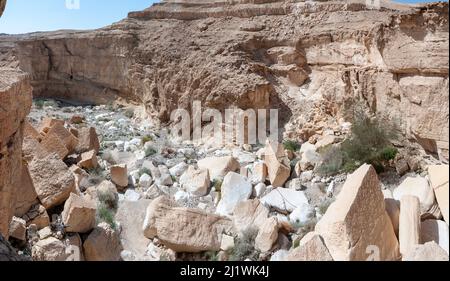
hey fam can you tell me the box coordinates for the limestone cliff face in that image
[0,0,33,239]
[0,0,6,17]
[0,0,448,159]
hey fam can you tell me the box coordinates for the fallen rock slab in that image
[216,172,252,216]
[393,176,437,217]
[260,188,309,213]
[428,165,449,224]
[315,164,399,261]
[61,193,96,233]
[28,154,76,209]
[403,241,449,261]
[286,232,333,261]
[197,156,240,180]
[399,195,421,257]
[421,219,449,255]
[83,222,123,261]
[143,196,233,253]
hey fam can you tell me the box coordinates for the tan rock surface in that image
[28,153,76,209]
[83,222,123,261]
[399,195,421,257]
[315,164,400,261]
[143,196,233,253]
[428,165,449,224]
[61,193,96,233]
[286,232,334,261]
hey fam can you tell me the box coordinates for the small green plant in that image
[96,203,117,230]
[294,218,318,242]
[212,179,223,192]
[316,145,344,176]
[138,167,152,177]
[318,198,333,215]
[141,135,154,145]
[97,189,118,210]
[34,99,45,109]
[283,140,301,152]
[205,251,219,261]
[229,228,259,261]
[124,108,135,119]
[145,146,157,157]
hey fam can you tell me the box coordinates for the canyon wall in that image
[0,0,33,239]
[0,0,448,160]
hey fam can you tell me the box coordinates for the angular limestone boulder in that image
[233,199,269,233]
[75,127,100,154]
[115,199,152,260]
[8,217,26,241]
[393,176,437,217]
[179,166,210,197]
[286,232,334,261]
[197,156,240,180]
[428,165,449,224]
[260,188,309,213]
[83,222,123,261]
[77,150,98,170]
[216,172,252,216]
[110,164,128,189]
[264,141,291,187]
[14,162,38,217]
[61,193,96,233]
[143,196,233,253]
[40,131,69,159]
[28,154,76,209]
[399,195,421,257]
[46,122,79,153]
[315,164,400,261]
[255,217,278,253]
[32,237,70,261]
[382,189,400,237]
[403,241,449,261]
[421,219,449,255]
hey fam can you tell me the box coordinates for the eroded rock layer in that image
[0,0,448,159]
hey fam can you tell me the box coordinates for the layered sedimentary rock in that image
[0,69,32,238]
[0,1,448,159]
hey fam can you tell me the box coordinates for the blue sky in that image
[0,0,445,34]
[0,0,158,34]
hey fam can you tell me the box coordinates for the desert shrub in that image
[145,146,157,157]
[317,198,333,215]
[97,188,118,211]
[294,218,318,243]
[138,167,152,178]
[141,135,154,145]
[205,251,219,261]
[229,227,259,261]
[316,145,344,176]
[212,178,223,192]
[124,108,134,119]
[340,110,399,172]
[96,203,117,230]
[34,99,45,109]
[283,140,301,152]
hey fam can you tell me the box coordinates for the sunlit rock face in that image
[0,0,448,159]
[0,0,6,17]
[0,0,33,240]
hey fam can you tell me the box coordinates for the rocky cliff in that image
[0,0,33,240]
[0,0,448,160]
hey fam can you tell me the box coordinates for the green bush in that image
[141,135,154,145]
[34,99,45,109]
[316,145,344,176]
[96,203,117,230]
[145,146,157,157]
[229,228,259,261]
[212,179,223,192]
[283,140,301,152]
[317,110,399,174]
